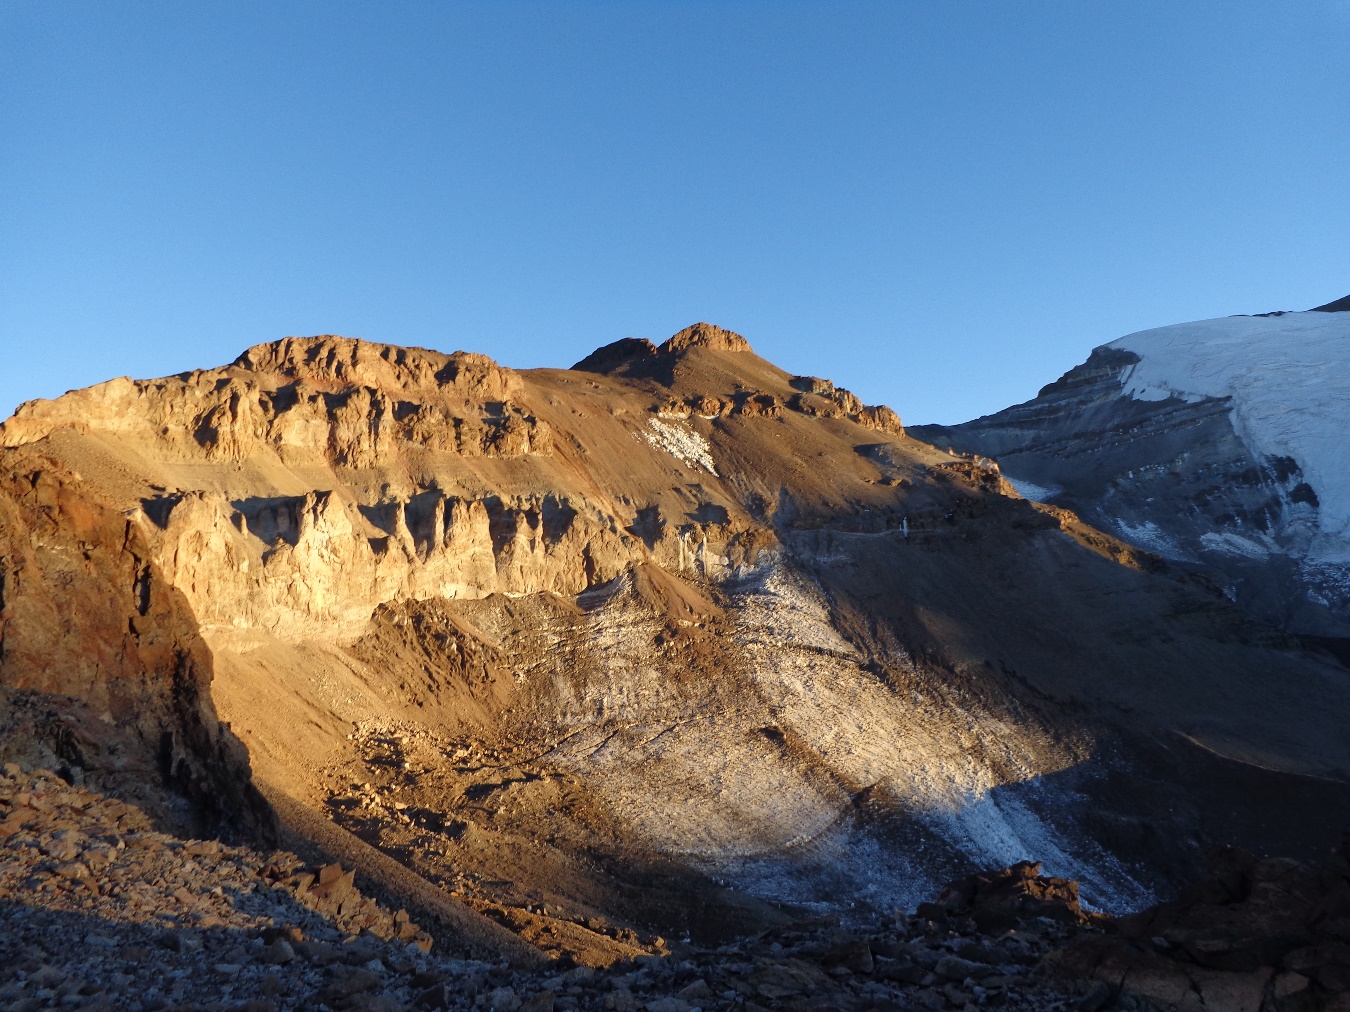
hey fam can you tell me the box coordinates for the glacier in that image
[1113,310,1350,565]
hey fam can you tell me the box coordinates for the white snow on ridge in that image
[1111,311,1350,562]
[1114,519,1190,561]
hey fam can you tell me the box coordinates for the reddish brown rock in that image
[932,860,1093,933]
[659,322,752,354]
[0,455,274,841]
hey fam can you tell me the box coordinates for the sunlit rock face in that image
[913,301,1350,638]
[3,326,1350,946]
[2,336,552,465]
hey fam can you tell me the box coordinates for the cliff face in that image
[3,337,549,466]
[0,449,274,841]
[911,304,1350,639]
[3,324,1348,952]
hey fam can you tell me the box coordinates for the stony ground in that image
[5,762,1349,1011]
[1,764,1094,1011]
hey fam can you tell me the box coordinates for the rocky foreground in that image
[3,765,1349,1012]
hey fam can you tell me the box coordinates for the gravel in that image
[0,763,1086,1011]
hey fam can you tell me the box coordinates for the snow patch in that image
[542,557,1149,913]
[1004,476,1061,502]
[640,417,718,475]
[1301,559,1350,607]
[1114,519,1189,560]
[1200,532,1271,559]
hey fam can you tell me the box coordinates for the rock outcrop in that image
[1047,842,1350,1011]
[920,861,1100,934]
[660,321,753,354]
[2,336,552,466]
[0,450,273,841]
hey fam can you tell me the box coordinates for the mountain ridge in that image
[3,323,1349,966]
[912,302,1350,638]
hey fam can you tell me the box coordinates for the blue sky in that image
[3,2,1347,425]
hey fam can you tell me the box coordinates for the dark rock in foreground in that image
[10,757,1347,1010]
[1047,842,1350,1011]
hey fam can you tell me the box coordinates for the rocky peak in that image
[572,324,752,376]
[2,335,546,465]
[659,321,752,354]
[1311,293,1350,312]
[233,335,522,402]
[911,307,1350,636]
[570,337,659,374]
[1033,345,1142,401]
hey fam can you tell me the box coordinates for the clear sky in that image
[3,2,1347,426]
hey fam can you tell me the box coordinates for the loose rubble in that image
[1047,843,1350,1011]
[4,761,1349,1011]
[0,763,439,1011]
[0,764,1086,1011]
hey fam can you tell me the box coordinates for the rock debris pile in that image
[1047,843,1350,1011]
[0,764,441,1012]
[5,761,1349,1010]
[0,763,1086,1011]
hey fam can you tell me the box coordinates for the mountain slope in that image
[912,301,1350,640]
[3,323,1348,959]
